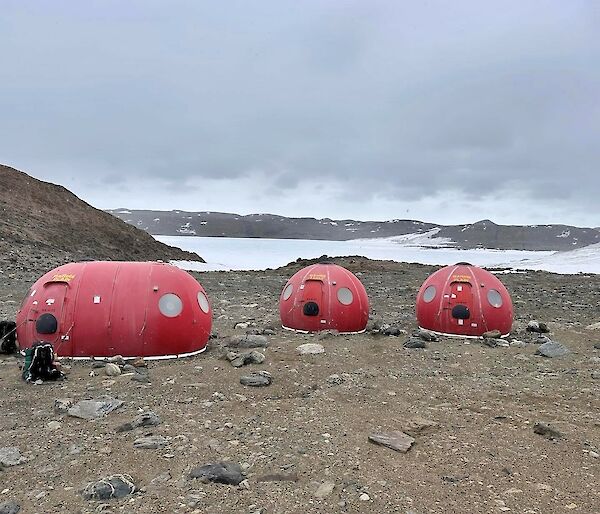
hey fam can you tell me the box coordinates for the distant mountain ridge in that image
[107,209,600,251]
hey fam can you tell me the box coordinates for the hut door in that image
[298,279,325,331]
[444,281,476,335]
[27,281,68,348]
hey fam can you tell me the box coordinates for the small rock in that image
[594,343,600,350]
[226,335,268,349]
[82,474,136,500]
[131,358,147,367]
[0,447,26,467]
[591,371,600,380]
[527,320,549,333]
[107,355,126,366]
[54,398,73,414]
[131,374,151,383]
[133,435,168,449]
[240,371,272,387]
[317,330,339,340]
[315,480,335,498]
[105,363,121,376]
[482,329,502,339]
[297,343,325,355]
[67,398,124,420]
[533,422,563,439]
[536,341,569,358]
[189,462,245,485]
[122,364,136,373]
[47,421,62,430]
[382,326,403,336]
[404,338,426,349]
[418,329,438,341]
[227,350,265,367]
[401,416,438,436]
[359,493,370,501]
[116,411,161,432]
[588,451,599,459]
[368,431,415,453]
[326,374,345,385]
[0,501,20,514]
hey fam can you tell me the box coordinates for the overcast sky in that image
[1,1,599,226]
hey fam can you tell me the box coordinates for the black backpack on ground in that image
[22,341,64,382]
[0,321,18,354]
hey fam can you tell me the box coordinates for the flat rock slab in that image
[116,412,161,433]
[82,474,136,500]
[536,341,569,358]
[226,335,269,349]
[189,462,245,485]
[68,398,124,420]
[417,329,438,341]
[240,371,272,387]
[133,435,168,449]
[533,422,563,439]
[368,431,415,453]
[0,501,20,514]
[0,447,26,467]
[315,480,335,498]
[404,338,426,349]
[297,343,325,355]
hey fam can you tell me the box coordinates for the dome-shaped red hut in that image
[16,261,212,359]
[279,263,369,333]
[416,263,513,337]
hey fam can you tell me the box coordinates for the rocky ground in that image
[0,257,599,514]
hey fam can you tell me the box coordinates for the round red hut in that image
[279,263,369,333]
[416,263,513,337]
[16,261,212,359]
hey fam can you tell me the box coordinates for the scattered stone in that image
[133,435,168,449]
[401,416,439,436]
[359,493,371,501]
[536,341,569,358]
[107,355,126,366]
[240,371,272,387]
[315,481,335,498]
[122,364,136,373]
[418,329,438,341]
[226,334,268,349]
[82,474,136,500]
[588,451,599,459]
[54,398,73,414]
[131,358,147,367]
[105,363,121,377]
[0,447,26,467]
[226,350,265,367]
[404,338,426,349]
[67,398,124,420]
[47,421,61,430]
[317,330,339,340]
[527,321,549,333]
[533,422,563,439]
[297,343,325,355]
[0,501,20,514]
[326,374,345,385]
[592,372,600,380]
[586,322,600,330]
[482,329,502,339]
[594,343,600,350]
[382,326,403,336]
[189,462,245,485]
[482,338,498,347]
[116,411,161,432]
[131,373,151,383]
[368,431,415,453]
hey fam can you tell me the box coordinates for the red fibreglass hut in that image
[416,262,513,337]
[279,263,369,333]
[16,261,212,359]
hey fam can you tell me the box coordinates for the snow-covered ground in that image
[156,233,600,274]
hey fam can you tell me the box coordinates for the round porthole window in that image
[487,289,503,308]
[282,283,293,300]
[337,287,353,305]
[197,291,210,313]
[159,293,183,317]
[423,285,436,303]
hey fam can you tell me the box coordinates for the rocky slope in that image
[107,209,600,251]
[0,165,203,276]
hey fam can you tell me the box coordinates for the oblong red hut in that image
[416,262,513,337]
[16,261,212,359]
[279,263,369,333]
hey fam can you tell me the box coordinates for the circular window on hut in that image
[282,283,293,300]
[337,287,353,305]
[197,291,210,313]
[487,289,503,308]
[422,285,436,303]
[159,293,183,317]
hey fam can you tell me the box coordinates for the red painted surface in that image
[279,263,369,333]
[16,261,212,358]
[416,263,513,337]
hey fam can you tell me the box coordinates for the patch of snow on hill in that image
[503,243,600,274]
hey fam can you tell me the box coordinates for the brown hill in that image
[0,165,203,277]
